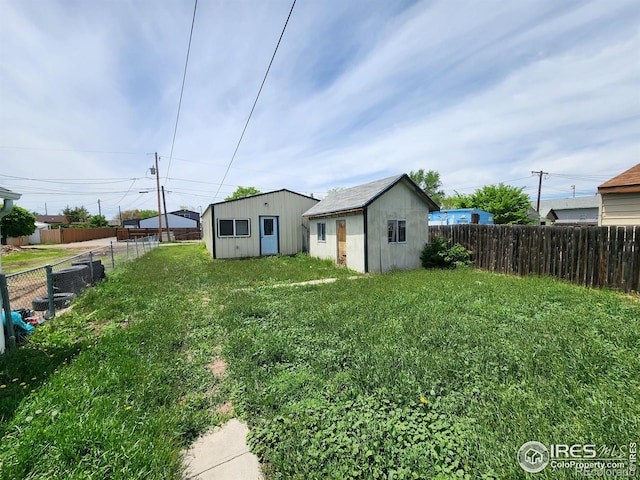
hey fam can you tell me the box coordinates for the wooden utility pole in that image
[531,170,548,212]
[161,186,171,242]
[154,152,163,242]
[98,199,102,217]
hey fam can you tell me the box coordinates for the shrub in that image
[421,236,472,269]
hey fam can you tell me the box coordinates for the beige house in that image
[202,189,318,259]
[303,174,439,273]
[598,163,640,226]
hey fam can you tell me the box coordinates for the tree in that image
[89,214,109,228]
[409,169,445,205]
[62,205,90,223]
[225,186,261,201]
[0,204,36,244]
[458,183,533,225]
[139,210,158,220]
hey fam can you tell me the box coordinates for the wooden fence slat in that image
[428,224,640,293]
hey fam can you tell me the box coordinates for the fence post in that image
[110,241,115,270]
[135,237,140,258]
[45,265,55,318]
[88,251,94,283]
[0,274,16,348]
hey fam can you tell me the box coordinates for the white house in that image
[598,163,640,226]
[303,174,439,273]
[202,189,319,259]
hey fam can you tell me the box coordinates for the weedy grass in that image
[1,245,638,479]
[1,248,86,274]
[220,268,639,479]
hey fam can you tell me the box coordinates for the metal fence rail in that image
[3,236,159,318]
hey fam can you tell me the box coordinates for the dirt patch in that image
[1,245,24,254]
[207,357,227,377]
[214,400,234,416]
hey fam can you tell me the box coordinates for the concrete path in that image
[183,419,263,480]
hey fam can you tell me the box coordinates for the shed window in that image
[387,220,406,243]
[317,222,326,242]
[218,219,250,237]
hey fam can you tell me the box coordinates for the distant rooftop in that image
[535,196,599,217]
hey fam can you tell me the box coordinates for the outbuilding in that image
[303,174,439,273]
[202,189,319,259]
[598,163,640,226]
[429,208,494,225]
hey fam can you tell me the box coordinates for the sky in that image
[1,0,639,221]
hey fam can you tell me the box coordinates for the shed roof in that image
[303,174,439,217]
[598,163,640,194]
[0,186,21,201]
[210,188,317,207]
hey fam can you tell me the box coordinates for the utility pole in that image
[154,152,163,242]
[571,185,576,198]
[161,186,171,242]
[531,170,548,212]
[118,206,123,226]
[98,199,102,217]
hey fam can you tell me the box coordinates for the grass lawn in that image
[1,248,86,274]
[0,244,638,479]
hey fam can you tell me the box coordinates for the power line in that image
[212,0,297,201]
[165,0,198,183]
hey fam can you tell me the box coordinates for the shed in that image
[429,208,494,225]
[201,189,319,259]
[303,174,439,273]
[597,163,640,226]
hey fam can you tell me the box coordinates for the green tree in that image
[409,169,445,205]
[0,204,36,244]
[225,186,261,201]
[458,183,533,224]
[139,210,158,220]
[62,205,90,223]
[89,214,109,228]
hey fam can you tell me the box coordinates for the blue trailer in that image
[428,208,494,225]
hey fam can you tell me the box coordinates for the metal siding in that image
[308,215,365,272]
[202,206,214,258]
[211,191,317,258]
[367,182,429,272]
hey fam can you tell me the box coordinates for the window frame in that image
[217,218,251,238]
[317,222,326,242]
[387,219,407,244]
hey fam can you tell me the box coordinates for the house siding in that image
[600,192,640,226]
[309,214,365,272]
[366,182,429,273]
[204,191,318,259]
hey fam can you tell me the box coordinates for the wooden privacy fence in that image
[118,228,201,241]
[429,224,640,293]
[40,227,118,244]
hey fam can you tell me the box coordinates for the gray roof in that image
[303,174,439,217]
[535,196,599,217]
[0,186,21,200]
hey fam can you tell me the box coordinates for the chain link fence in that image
[2,236,159,321]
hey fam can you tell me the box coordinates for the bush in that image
[421,236,472,269]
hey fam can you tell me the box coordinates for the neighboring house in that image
[534,196,599,226]
[171,209,200,228]
[35,214,68,226]
[303,174,439,273]
[139,213,198,229]
[202,189,319,259]
[598,163,640,226]
[429,208,494,225]
[123,219,141,229]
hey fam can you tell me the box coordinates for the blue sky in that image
[1,0,638,220]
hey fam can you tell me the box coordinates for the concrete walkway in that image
[183,419,263,480]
